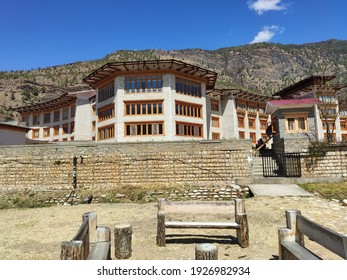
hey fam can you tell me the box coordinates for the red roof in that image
[266,98,318,114]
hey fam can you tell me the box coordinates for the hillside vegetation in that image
[1,39,347,120]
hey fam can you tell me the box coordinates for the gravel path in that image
[0,196,346,260]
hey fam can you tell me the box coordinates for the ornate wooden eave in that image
[83,59,218,90]
[14,93,76,113]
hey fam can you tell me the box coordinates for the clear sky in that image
[0,0,346,71]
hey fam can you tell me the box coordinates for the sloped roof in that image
[265,98,319,114]
[83,59,218,90]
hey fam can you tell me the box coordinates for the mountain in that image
[1,39,347,120]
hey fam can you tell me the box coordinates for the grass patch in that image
[300,182,347,201]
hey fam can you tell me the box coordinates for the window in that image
[212,133,220,140]
[175,101,202,118]
[125,100,163,115]
[70,122,75,133]
[248,105,258,115]
[175,122,203,137]
[175,77,201,97]
[341,121,347,130]
[54,111,60,122]
[125,122,164,136]
[62,107,69,120]
[125,76,162,93]
[236,102,247,112]
[43,128,50,138]
[33,114,40,125]
[342,134,347,142]
[260,120,267,130]
[32,129,40,138]
[248,118,256,129]
[43,112,51,124]
[238,116,244,128]
[212,116,220,127]
[53,126,59,136]
[211,101,219,111]
[21,115,29,126]
[250,132,256,143]
[259,107,266,115]
[71,105,75,118]
[62,124,69,134]
[98,105,115,122]
[98,125,115,140]
[98,81,115,102]
[239,131,245,139]
[285,113,308,132]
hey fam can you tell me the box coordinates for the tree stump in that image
[195,243,218,260]
[60,240,83,260]
[114,224,132,259]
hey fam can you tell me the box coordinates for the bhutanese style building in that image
[15,60,272,145]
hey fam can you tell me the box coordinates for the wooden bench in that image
[156,198,249,248]
[278,209,347,260]
[60,212,111,260]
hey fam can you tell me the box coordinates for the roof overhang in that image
[207,89,274,103]
[83,59,218,90]
[14,93,77,113]
[273,75,336,99]
[0,123,30,132]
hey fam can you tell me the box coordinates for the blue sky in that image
[0,0,346,71]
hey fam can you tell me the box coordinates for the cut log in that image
[195,243,218,260]
[156,211,166,246]
[114,224,132,259]
[60,240,83,260]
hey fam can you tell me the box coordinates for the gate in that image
[261,152,301,177]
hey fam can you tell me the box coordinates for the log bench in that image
[278,209,347,260]
[156,198,249,248]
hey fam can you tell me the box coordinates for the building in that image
[267,75,347,153]
[15,60,272,145]
[0,123,30,145]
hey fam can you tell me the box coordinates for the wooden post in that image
[158,198,165,212]
[156,211,166,246]
[236,213,249,248]
[195,243,218,260]
[83,212,97,244]
[234,198,246,223]
[114,224,132,259]
[60,240,83,260]
[285,209,304,246]
[96,226,111,260]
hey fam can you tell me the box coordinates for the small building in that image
[267,75,347,153]
[0,123,30,145]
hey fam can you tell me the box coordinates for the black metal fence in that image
[261,152,302,177]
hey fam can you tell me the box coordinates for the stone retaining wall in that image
[0,140,252,203]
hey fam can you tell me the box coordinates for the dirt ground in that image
[0,195,346,260]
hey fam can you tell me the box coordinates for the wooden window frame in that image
[62,124,69,135]
[238,116,245,128]
[124,122,164,137]
[125,76,163,94]
[53,126,60,136]
[249,132,256,143]
[175,101,202,118]
[212,132,220,140]
[175,121,203,138]
[32,129,40,138]
[62,107,69,120]
[212,116,220,127]
[124,100,164,116]
[239,131,245,139]
[211,100,219,111]
[98,124,115,140]
[53,111,60,122]
[260,120,267,130]
[98,104,115,122]
[43,128,50,138]
[285,113,308,133]
[98,81,115,102]
[248,117,256,129]
[175,76,202,98]
[43,112,51,124]
[33,114,40,125]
